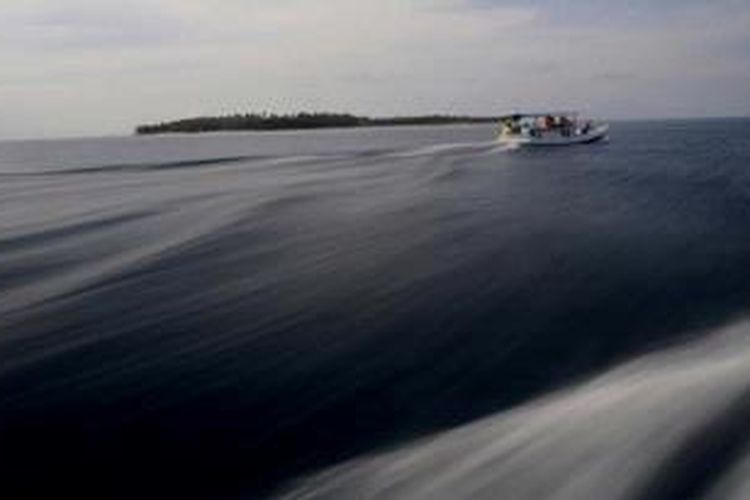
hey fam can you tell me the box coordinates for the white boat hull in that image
[498,124,609,147]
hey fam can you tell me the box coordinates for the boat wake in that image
[387,141,500,159]
[492,142,522,153]
[279,320,750,500]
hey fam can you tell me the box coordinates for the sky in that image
[1,0,749,138]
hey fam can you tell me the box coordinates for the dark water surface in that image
[2,120,750,499]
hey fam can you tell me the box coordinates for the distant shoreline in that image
[134,113,500,135]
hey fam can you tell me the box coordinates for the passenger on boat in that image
[560,116,572,136]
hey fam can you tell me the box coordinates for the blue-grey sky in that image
[2,0,749,138]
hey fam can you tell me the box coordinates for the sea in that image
[2,119,750,500]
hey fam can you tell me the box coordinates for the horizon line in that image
[2,114,749,143]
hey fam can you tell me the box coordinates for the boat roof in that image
[500,112,579,119]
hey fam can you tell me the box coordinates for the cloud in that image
[0,0,748,137]
[0,0,186,50]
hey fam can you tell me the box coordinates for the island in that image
[135,112,500,135]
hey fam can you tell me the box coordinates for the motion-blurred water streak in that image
[1,121,749,499]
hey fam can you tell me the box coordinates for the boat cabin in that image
[498,112,591,138]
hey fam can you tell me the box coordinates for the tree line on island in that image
[135,112,500,135]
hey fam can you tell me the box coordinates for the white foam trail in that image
[278,320,750,500]
[493,142,521,152]
[388,141,499,159]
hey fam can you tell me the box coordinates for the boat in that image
[497,112,608,147]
